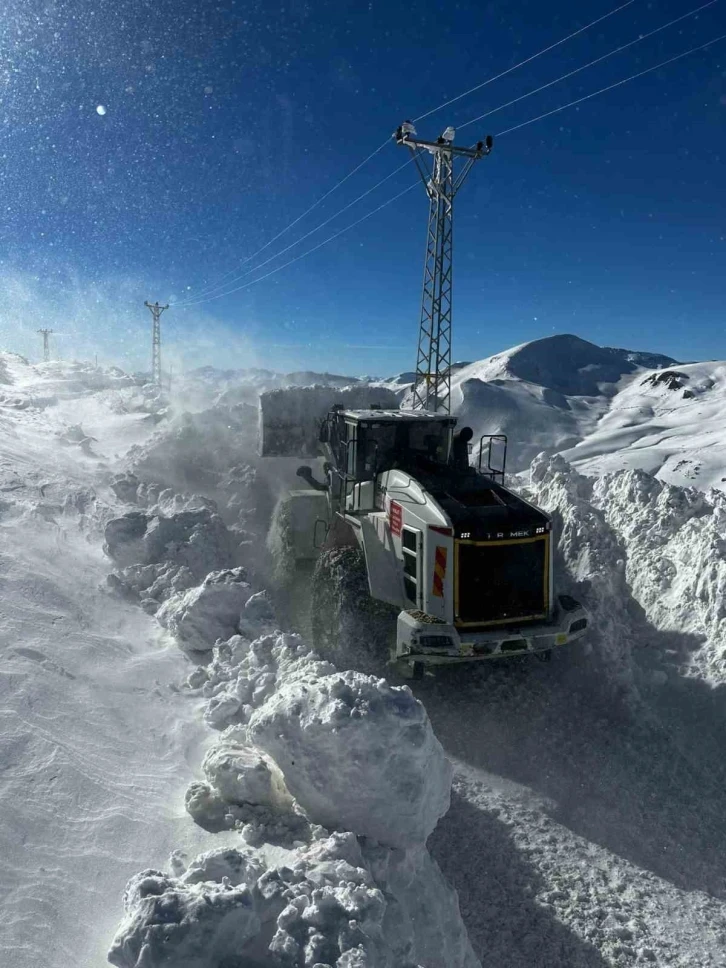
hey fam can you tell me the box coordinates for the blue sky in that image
[0,0,725,375]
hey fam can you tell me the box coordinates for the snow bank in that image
[248,668,450,847]
[193,624,451,848]
[109,832,478,968]
[529,454,726,684]
[590,470,726,681]
[109,472,217,515]
[104,507,239,609]
[107,481,470,967]
[529,454,636,686]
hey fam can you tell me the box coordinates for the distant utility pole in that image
[144,301,168,387]
[37,328,53,362]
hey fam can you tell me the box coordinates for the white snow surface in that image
[10,347,726,968]
[0,354,231,968]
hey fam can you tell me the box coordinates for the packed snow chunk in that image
[248,670,452,847]
[108,858,262,968]
[184,780,243,831]
[110,471,218,515]
[157,568,251,652]
[104,506,236,578]
[202,741,292,810]
[111,833,476,968]
[259,384,399,457]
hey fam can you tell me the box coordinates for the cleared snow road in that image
[420,653,726,967]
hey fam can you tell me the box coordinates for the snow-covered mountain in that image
[447,333,684,474]
[387,333,726,489]
[561,360,726,490]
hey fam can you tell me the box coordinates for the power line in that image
[175,16,725,313]
[184,28,726,306]
[459,0,720,131]
[177,1,635,307]
[496,30,726,137]
[181,139,391,304]
[178,183,418,306]
[180,2,706,310]
[413,0,637,123]
[176,157,415,308]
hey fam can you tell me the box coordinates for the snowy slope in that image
[0,355,232,968]
[432,334,726,492]
[561,361,726,490]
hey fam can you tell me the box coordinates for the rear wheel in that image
[310,546,396,676]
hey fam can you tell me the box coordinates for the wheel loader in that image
[261,394,588,676]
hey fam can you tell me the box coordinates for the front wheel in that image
[310,546,396,676]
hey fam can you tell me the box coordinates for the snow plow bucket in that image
[258,384,399,457]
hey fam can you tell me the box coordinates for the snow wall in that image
[529,453,726,686]
[104,482,476,968]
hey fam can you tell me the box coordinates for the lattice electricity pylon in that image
[395,122,492,412]
[144,301,168,387]
[37,328,53,362]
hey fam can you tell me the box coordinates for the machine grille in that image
[455,536,549,626]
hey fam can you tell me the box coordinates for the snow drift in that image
[107,482,471,968]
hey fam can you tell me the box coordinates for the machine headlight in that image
[416,635,453,653]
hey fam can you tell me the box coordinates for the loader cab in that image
[321,408,456,485]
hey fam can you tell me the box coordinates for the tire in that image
[310,545,396,676]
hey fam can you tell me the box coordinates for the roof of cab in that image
[339,409,456,423]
